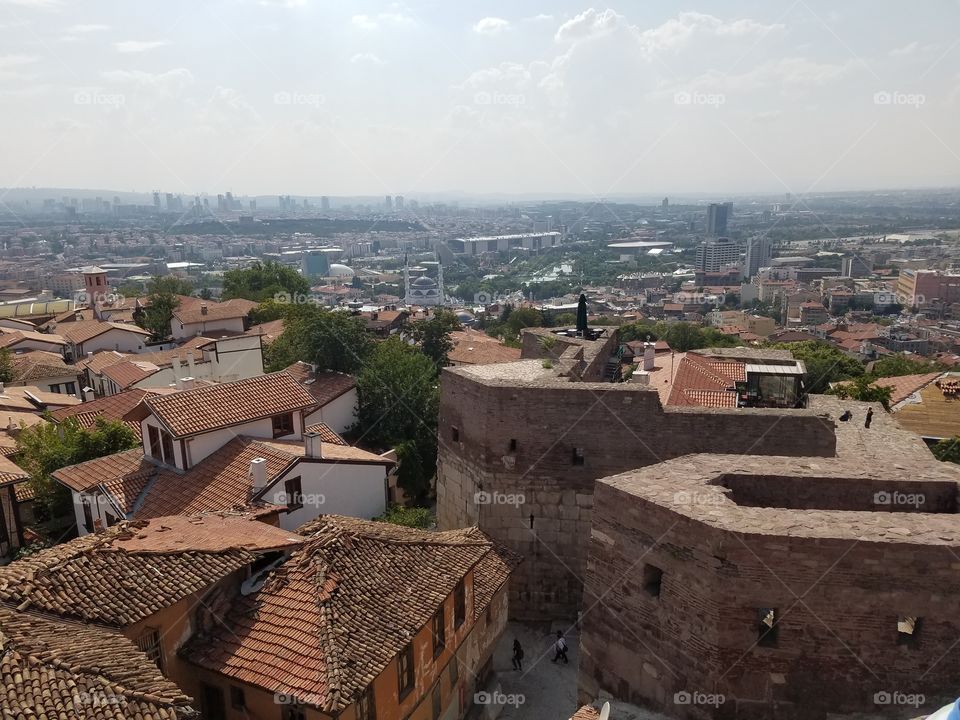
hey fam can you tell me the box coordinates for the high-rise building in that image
[695,236,743,273]
[217,194,227,212]
[706,202,732,236]
[661,197,669,209]
[385,195,393,210]
[841,255,872,278]
[395,195,404,211]
[165,193,175,211]
[321,196,330,211]
[153,192,161,211]
[743,236,772,279]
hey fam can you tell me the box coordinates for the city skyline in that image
[1,0,958,197]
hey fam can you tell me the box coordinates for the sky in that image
[0,0,958,198]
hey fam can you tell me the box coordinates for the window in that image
[432,682,442,720]
[136,628,164,672]
[230,686,246,710]
[451,426,459,442]
[272,412,294,437]
[398,642,415,699]
[509,438,517,452]
[148,425,161,459]
[572,447,585,466]
[757,608,779,648]
[432,607,446,657]
[454,579,466,628]
[81,497,94,534]
[284,476,303,510]
[357,685,376,720]
[160,429,174,465]
[897,616,922,647]
[643,565,663,597]
[49,384,61,394]
[282,704,306,720]
[64,381,76,395]
[201,684,226,720]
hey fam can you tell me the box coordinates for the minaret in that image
[403,253,410,305]
[437,252,444,306]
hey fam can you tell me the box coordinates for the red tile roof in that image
[284,362,357,407]
[0,515,301,627]
[10,351,77,383]
[304,422,349,445]
[146,371,316,438]
[101,359,161,389]
[173,298,257,325]
[58,320,151,345]
[183,516,518,713]
[666,353,743,408]
[49,388,156,432]
[0,606,194,719]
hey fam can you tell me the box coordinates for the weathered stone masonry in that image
[436,365,837,622]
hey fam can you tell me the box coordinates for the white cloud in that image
[259,0,306,6]
[351,11,414,31]
[555,8,625,44]
[101,67,194,95]
[525,14,553,22]
[0,54,38,69]
[474,17,510,35]
[115,40,169,53]
[889,41,918,57]
[0,0,60,8]
[350,52,384,66]
[67,23,110,33]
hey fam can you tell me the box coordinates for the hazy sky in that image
[1,0,958,197]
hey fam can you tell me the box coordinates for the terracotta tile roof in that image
[858,372,943,407]
[10,350,77,383]
[0,455,28,487]
[0,516,301,627]
[13,482,34,502]
[173,298,257,325]
[53,448,152,493]
[0,412,46,429]
[246,318,285,342]
[666,353,742,408]
[78,349,129,374]
[0,606,194,719]
[254,438,394,466]
[0,329,66,348]
[50,388,156,429]
[101,359,161,388]
[448,330,522,366]
[570,707,601,720]
[284,362,357,407]
[147,371,316,437]
[183,516,519,713]
[304,422,348,445]
[58,320,150,345]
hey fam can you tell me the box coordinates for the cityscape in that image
[1,2,960,720]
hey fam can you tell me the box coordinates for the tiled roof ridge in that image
[300,521,491,549]
[685,353,737,387]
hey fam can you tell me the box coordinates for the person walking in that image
[552,630,569,664]
[865,408,874,428]
[512,638,523,670]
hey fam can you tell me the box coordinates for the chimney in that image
[200,303,208,315]
[186,350,195,377]
[248,457,268,493]
[643,342,656,372]
[304,431,323,459]
[181,376,195,390]
[172,358,183,389]
[631,370,650,385]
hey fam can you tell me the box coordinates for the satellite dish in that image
[599,702,611,720]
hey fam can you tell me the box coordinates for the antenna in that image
[599,702,611,720]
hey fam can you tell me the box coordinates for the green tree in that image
[505,307,544,338]
[267,304,374,373]
[767,340,864,395]
[932,437,960,464]
[662,322,705,352]
[222,260,310,302]
[411,309,461,370]
[355,337,439,501]
[826,376,893,410]
[0,348,13,383]
[374,503,434,528]
[870,354,943,379]
[16,418,139,529]
[138,275,193,339]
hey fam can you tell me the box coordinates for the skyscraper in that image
[395,195,404,211]
[695,236,743,273]
[743,235,772,279]
[321,196,330,211]
[706,202,732,236]
[661,197,669,209]
[385,195,393,210]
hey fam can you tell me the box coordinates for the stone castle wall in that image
[579,479,960,719]
[436,370,837,621]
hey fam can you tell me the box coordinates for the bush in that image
[374,504,435,529]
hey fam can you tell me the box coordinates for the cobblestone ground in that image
[488,622,668,720]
